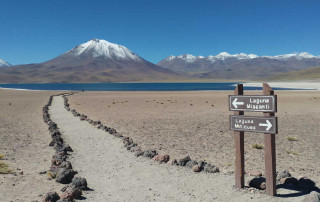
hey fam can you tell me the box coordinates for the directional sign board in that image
[230,115,278,134]
[229,95,277,112]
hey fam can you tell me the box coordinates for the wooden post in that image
[263,83,277,196]
[234,84,245,188]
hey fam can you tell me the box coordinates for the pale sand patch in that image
[50,96,305,201]
[69,90,320,187]
[243,82,320,90]
[0,89,64,202]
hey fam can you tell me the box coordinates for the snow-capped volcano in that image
[0,59,12,67]
[63,39,142,61]
[0,39,181,83]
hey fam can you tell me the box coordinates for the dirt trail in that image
[49,96,303,202]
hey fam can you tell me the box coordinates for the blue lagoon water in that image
[0,83,302,91]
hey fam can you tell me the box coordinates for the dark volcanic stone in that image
[178,156,191,166]
[248,177,266,190]
[42,192,60,202]
[143,150,158,158]
[71,177,88,190]
[56,168,76,184]
[203,164,219,173]
[298,177,316,192]
[186,160,198,168]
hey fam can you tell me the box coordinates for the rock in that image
[192,165,201,172]
[186,160,198,168]
[276,170,291,181]
[298,177,316,192]
[79,114,87,121]
[167,159,177,166]
[134,150,144,157]
[248,177,266,190]
[198,161,207,170]
[59,161,73,170]
[178,156,191,166]
[247,170,262,177]
[41,192,60,202]
[143,150,158,158]
[71,177,88,190]
[280,177,298,185]
[39,171,47,175]
[203,164,219,173]
[56,168,76,184]
[122,137,133,147]
[60,186,82,200]
[152,154,170,163]
[54,143,73,153]
[302,191,320,202]
[129,146,141,152]
[114,133,123,138]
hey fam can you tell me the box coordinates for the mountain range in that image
[0,39,180,83]
[157,52,320,80]
[0,39,320,83]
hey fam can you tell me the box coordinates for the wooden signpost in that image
[229,83,278,196]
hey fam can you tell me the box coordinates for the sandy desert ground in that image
[0,89,64,201]
[0,87,319,201]
[69,90,320,185]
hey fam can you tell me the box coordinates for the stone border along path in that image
[41,92,89,202]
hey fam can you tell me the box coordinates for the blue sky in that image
[1,0,320,65]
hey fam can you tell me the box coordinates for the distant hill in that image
[0,39,181,83]
[158,52,320,80]
[267,66,320,81]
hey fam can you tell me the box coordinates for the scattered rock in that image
[302,191,320,202]
[71,177,88,190]
[178,156,191,166]
[203,164,219,173]
[56,168,76,184]
[39,171,47,175]
[128,146,140,152]
[143,150,158,158]
[276,170,291,181]
[248,177,266,190]
[298,177,316,192]
[134,151,144,157]
[167,159,177,166]
[280,177,298,185]
[192,165,201,172]
[197,161,207,170]
[186,160,198,168]
[152,154,170,163]
[60,186,82,200]
[41,192,60,202]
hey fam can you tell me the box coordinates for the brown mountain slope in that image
[267,66,320,81]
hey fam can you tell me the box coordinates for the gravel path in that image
[49,96,303,202]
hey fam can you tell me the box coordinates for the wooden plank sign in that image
[229,95,277,112]
[230,115,278,134]
[229,83,278,196]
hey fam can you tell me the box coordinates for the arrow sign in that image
[232,98,244,108]
[230,115,278,134]
[229,95,277,112]
[259,120,272,131]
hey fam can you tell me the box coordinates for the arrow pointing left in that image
[232,98,244,109]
